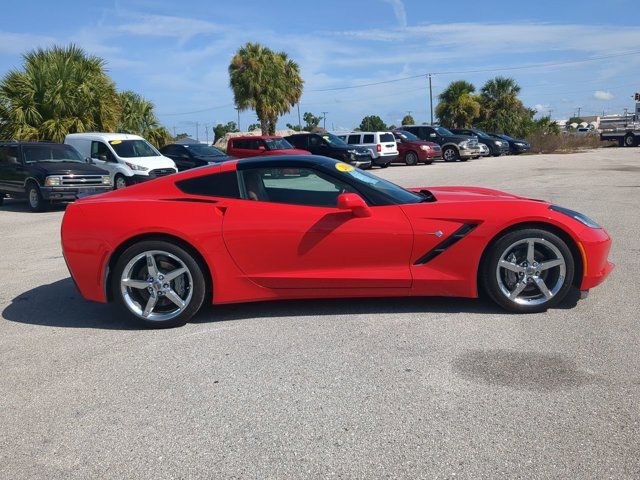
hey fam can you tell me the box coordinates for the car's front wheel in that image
[26,182,45,212]
[624,133,636,147]
[405,151,418,166]
[112,240,207,328]
[482,228,575,313]
[442,146,458,162]
[114,174,128,190]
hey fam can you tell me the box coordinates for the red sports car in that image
[61,155,613,328]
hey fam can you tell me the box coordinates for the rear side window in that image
[233,139,260,150]
[362,134,375,143]
[176,171,240,198]
[0,145,19,164]
[347,134,360,144]
[380,133,394,142]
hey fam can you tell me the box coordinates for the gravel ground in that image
[1,148,639,479]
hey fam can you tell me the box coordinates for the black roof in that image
[0,140,61,145]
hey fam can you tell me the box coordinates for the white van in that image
[65,133,177,189]
[332,131,398,167]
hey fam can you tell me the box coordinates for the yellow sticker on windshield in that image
[336,163,354,172]
[110,140,122,145]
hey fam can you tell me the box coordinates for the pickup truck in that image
[599,114,640,147]
[0,141,111,211]
[401,125,482,161]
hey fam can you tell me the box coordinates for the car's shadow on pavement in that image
[3,277,580,330]
[0,199,68,213]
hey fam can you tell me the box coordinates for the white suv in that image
[65,133,177,189]
[333,131,398,168]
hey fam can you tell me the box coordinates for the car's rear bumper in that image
[40,186,112,201]
[372,153,398,166]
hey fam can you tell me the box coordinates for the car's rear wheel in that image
[26,182,45,212]
[0,194,4,206]
[405,151,418,166]
[624,133,636,147]
[482,228,574,313]
[442,146,458,162]
[112,240,207,328]
[114,174,128,190]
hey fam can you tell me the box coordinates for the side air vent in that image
[413,223,477,265]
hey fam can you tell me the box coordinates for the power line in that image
[308,49,640,92]
[159,102,235,117]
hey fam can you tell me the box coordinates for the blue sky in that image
[1,0,639,137]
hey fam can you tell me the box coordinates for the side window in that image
[347,134,360,144]
[362,134,375,144]
[91,141,114,161]
[240,167,358,207]
[0,146,20,164]
[308,135,321,147]
[175,171,240,198]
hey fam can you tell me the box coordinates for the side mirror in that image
[258,145,266,151]
[337,193,371,218]
[395,137,402,143]
[92,154,107,161]
[429,133,437,138]
[85,157,94,164]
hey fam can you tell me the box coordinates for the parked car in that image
[65,133,177,190]
[332,131,398,168]
[477,143,490,157]
[160,143,232,171]
[61,154,613,328]
[0,141,111,211]
[451,128,510,157]
[391,130,442,165]
[491,134,531,154]
[285,133,372,169]
[226,136,310,159]
[400,125,481,162]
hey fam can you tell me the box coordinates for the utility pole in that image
[322,112,328,130]
[205,125,209,144]
[428,74,434,125]
[172,126,176,138]
[235,107,241,132]
[297,103,302,131]
[195,122,199,141]
[577,107,582,118]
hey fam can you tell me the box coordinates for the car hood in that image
[444,134,477,143]
[403,140,440,147]
[122,156,176,169]
[409,185,546,204]
[28,161,109,176]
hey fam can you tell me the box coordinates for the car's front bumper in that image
[512,144,531,154]
[40,185,112,201]
[459,146,483,158]
[128,168,178,184]
[578,227,614,290]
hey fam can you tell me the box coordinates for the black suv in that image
[401,125,481,162]
[0,141,111,211]
[451,128,510,157]
[160,143,233,171]
[285,133,372,168]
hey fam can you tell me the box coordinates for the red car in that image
[392,130,442,165]
[226,135,310,158]
[61,155,613,328]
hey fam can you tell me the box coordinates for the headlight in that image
[125,162,148,172]
[459,140,470,148]
[494,140,502,146]
[44,176,62,186]
[550,205,601,229]
[101,175,112,185]
[420,145,431,151]
[515,142,525,146]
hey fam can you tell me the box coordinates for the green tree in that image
[358,115,387,131]
[287,111,322,132]
[213,121,238,142]
[174,132,189,140]
[0,44,120,142]
[476,77,531,136]
[229,43,303,135]
[117,91,171,147]
[435,80,480,128]
[247,123,261,131]
[401,114,415,126]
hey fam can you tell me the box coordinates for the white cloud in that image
[0,32,57,55]
[593,90,614,101]
[534,104,551,112]
[381,0,407,28]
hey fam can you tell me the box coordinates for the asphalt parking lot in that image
[1,148,639,479]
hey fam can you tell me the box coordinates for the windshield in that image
[433,126,453,136]
[23,144,85,163]
[395,130,419,141]
[337,164,424,204]
[473,129,490,138]
[109,139,159,158]
[264,138,294,150]
[186,144,226,156]
[321,133,348,147]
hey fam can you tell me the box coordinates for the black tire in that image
[114,174,128,190]
[0,194,4,206]
[481,228,575,313]
[624,133,636,147]
[405,151,419,166]
[111,240,207,328]
[26,182,45,212]
[442,146,458,162]
[380,162,390,168]
[424,160,434,165]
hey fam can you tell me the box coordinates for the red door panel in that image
[222,201,413,289]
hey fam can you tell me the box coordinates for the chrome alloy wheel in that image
[496,238,566,306]
[29,187,39,209]
[120,250,193,321]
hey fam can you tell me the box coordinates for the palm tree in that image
[477,77,527,135]
[0,44,119,142]
[229,43,303,135]
[435,80,480,128]
[117,91,171,147]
